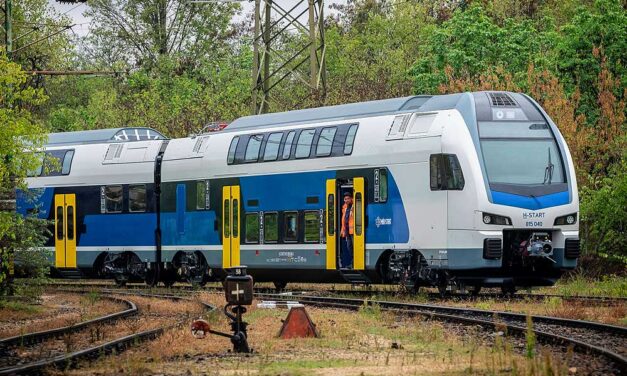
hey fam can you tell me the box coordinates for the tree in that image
[556,0,627,124]
[0,52,48,293]
[410,4,559,94]
[83,0,240,70]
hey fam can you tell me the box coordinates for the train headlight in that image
[554,213,577,226]
[482,213,512,226]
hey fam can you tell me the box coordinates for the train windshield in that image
[479,122,565,185]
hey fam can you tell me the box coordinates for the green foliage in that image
[0,53,48,294]
[411,4,559,94]
[580,158,627,261]
[556,0,627,123]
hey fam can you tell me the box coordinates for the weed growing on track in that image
[543,274,627,297]
[66,292,586,376]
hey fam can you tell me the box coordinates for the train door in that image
[326,178,366,270]
[222,185,241,268]
[352,177,366,270]
[54,193,77,268]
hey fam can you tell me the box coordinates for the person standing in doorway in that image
[340,191,354,269]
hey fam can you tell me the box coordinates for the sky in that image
[48,0,346,38]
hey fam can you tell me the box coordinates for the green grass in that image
[547,274,627,297]
[257,359,355,375]
[0,300,42,314]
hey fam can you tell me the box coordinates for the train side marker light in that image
[278,306,319,339]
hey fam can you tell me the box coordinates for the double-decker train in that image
[19,91,580,293]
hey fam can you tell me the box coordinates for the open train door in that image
[352,178,365,270]
[54,193,77,268]
[222,185,241,268]
[325,179,337,270]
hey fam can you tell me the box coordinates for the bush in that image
[580,158,627,264]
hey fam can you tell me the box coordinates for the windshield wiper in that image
[543,147,554,184]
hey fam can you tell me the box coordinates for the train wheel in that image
[501,285,517,296]
[114,276,127,288]
[468,285,482,296]
[437,283,448,298]
[144,266,159,287]
[273,281,287,292]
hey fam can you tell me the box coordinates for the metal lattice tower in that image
[252,0,326,114]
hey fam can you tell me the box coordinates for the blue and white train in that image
[19,91,580,293]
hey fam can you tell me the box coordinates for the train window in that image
[282,131,296,159]
[344,124,358,155]
[355,192,363,236]
[430,154,465,190]
[67,206,74,240]
[327,194,335,236]
[295,129,315,159]
[284,211,298,242]
[227,136,239,165]
[129,184,147,212]
[245,213,259,244]
[224,199,230,237]
[56,206,64,240]
[196,180,209,210]
[27,153,44,177]
[375,169,388,203]
[105,185,123,213]
[245,134,263,162]
[304,211,320,243]
[232,199,239,237]
[264,212,278,243]
[316,127,337,157]
[43,150,65,176]
[263,132,283,161]
[61,150,74,175]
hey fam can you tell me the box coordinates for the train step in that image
[56,269,83,279]
[339,269,371,285]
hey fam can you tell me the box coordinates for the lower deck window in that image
[129,184,146,212]
[304,211,320,243]
[284,212,298,242]
[105,185,123,213]
[264,212,278,243]
[245,213,259,243]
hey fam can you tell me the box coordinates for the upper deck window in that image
[263,132,283,161]
[245,134,263,162]
[295,129,315,159]
[113,128,164,141]
[344,124,358,155]
[282,131,296,159]
[227,136,239,164]
[316,127,337,157]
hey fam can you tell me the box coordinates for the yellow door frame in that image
[325,179,337,270]
[54,195,65,268]
[54,193,77,268]
[221,185,241,268]
[353,178,366,270]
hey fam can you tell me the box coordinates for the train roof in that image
[227,95,434,131]
[46,127,166,146]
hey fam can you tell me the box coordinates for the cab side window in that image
[430,154,465,190]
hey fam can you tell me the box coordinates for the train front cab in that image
[440,92,580,290]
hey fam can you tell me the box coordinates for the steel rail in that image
[0,291,216,375]
[0,295,137,348]
[255,293,627,373]
[45,280,627,305]
[0,327,164,376]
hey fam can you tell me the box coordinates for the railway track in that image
[0,290,215,375]
[46,280,627,306]
[255,292,627,374]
